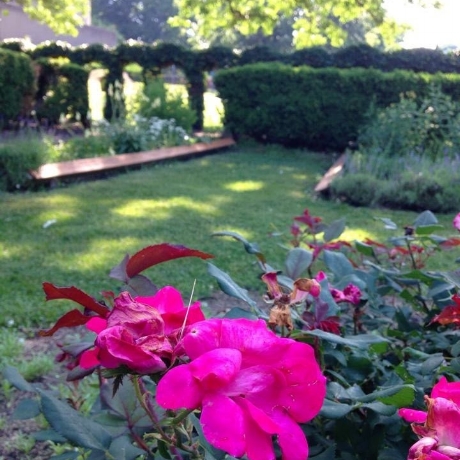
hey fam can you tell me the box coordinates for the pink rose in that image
[80,286,204,374]
[453,213,460,232]
[399,377,460,460]
[156,318,326,460]
[315,272,362,305]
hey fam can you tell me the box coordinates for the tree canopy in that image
[1,0,89,35]
[92,0,187,45]
[169,0,441,49]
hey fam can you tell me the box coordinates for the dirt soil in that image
[0,290,268,459]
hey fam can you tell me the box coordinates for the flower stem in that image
[132,375,173,443]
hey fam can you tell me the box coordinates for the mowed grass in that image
[1,144,458,330]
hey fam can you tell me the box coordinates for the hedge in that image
[34,59,89,127]
[214,63,460,151]
[3,39,460,132]
[0,48,35,125]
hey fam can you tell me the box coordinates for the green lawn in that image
[0,143,457,329]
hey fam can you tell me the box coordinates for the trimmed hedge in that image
[214,63,460,151]
[0,48,35,125]
[2,39,460,132]
[36,61,89,127]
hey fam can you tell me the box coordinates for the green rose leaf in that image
[322,250,354,280]
[323,218,346,242]
[285,247,313,279]
[38,389,112,451]
[361,401,397,416]
[305,329,388,348]
[414,210,438,227]
[212,231,266,264]
[320,399,354,419]
[208,263,257,308]
[13,398,41,420]
[3,365,35,392]
[223,307,258,320]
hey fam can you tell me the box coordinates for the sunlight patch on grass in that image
[291,173,309,181]
[341,227,379,242]
[224,181,265,192]
[290,191,309,199]
[51,237,144,272]
[113,197,222,219]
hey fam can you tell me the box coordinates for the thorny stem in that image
[132,377,198,457]
[132,376,173,444]
[170,408,194,426]
[96,367,103,389]
[405,238,418,271]
[404,239,430,314]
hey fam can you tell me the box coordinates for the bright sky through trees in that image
[385,0,460,49]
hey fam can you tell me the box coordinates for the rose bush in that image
[5,209,460,460]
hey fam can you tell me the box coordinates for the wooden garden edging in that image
[314,153,346,193]
[30,137,236,181]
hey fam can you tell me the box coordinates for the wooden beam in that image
[314,153,346,193]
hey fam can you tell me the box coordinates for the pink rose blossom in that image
[156,318,326,460]
[315,272,362,305]
[80,286,204,374]
[399,377,460,460]
[453,213,460,232]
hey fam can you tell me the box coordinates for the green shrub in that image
[376,174,458,213]
[215,63,460,151]
[330,173,380,207]
[332,87,460,212]
[358,86,460,162]
[104,119,150,154]
[36,61,89,126]
[99,116,191,154]
[134,78,197,133]
[0,48,35,125]
[0,136,52,191]
[56,130,113,160]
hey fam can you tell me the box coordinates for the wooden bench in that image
[30,137,236,181]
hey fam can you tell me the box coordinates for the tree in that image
[91,0,187,45]
[1,0,89,36]
[169,0,440,49]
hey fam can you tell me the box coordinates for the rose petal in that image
[277,341,327,422]
[189,348,242,390]
[86,317,107,334]
[272,408,309,460]
[437,446,460,459]
[96,326,166,374]
[432,376,460,406]
[156,364,204,410]
[161,304,205,334]
[201,394,246,457]
[236,397,279,434]
[184,318,282,365]
[137,286,184,314]
[408,437,438,460]
[109,291,164,334]
[398,408,428,424]
[235,397,277,460]
[227,365,278,398]
[79,348,100,369]
[429,397,460,448]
